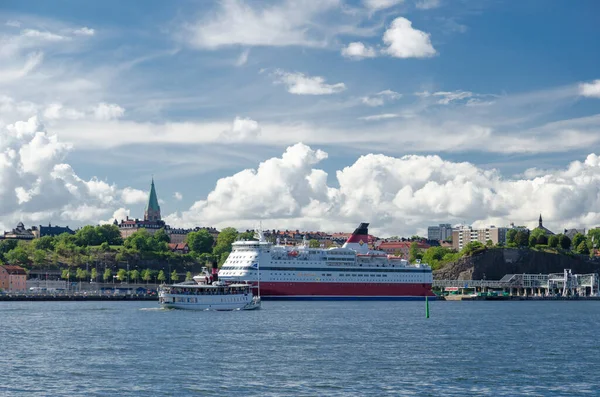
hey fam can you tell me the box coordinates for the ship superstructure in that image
[217,223,435,300]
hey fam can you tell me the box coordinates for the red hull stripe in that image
[257,282,435,297]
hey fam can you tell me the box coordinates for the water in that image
[1,300,599,396]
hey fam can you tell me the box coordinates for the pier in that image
[434,269,600,298]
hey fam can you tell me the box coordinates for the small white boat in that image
[158,267,261,311]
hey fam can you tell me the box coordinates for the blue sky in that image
[1,0,600,236]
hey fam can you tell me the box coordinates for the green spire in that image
[144,177,161,221]
[147,178,160,212]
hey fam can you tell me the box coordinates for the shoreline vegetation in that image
[0,224,255,286]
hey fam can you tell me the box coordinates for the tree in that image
[130,269,140,284]
[461,241,485,256]
[117,268,128,282]
[536,234,548,246]
[213,227,239,258]
[5,246,29,265]
[485,239,494,248]
[100,242,111,252]
[506,229,517,245]
[91,268,98,282]
[96,224,123,245]
[409,241,422,263]
[187,229,214,255]
[185,271,193,281]
[103,268,112,282]
[142,269,152,284]
[577,241,590,255]
[157,270,166,284]
[308,239,321,248]
[171,270,179,283]
[528,235,537,247]
[76,268,88,283]
[61,269,71,281]
[588,228,600,248]
[237,231,256,241]
[33,236,55,251]
[154,228,171,243]
[548,235,559,248]
[32,250,47,267]
[572,233,586,251]
[514,230,530,247]
[558,234,571,250]
[75,225,102,246]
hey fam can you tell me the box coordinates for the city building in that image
[0,265,27,292]
[1,222,36,240]
[377,241,431,258]
[116,178,219,243]
[452,226,508,251]
[534,214,554,235]
[427,224,453,241]
[168,242,190,254]
[34,223,75,238]
[564,228,585,240]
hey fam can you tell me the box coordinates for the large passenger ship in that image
[217,223,435,300]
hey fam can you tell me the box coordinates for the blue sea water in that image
[0,300,599,396]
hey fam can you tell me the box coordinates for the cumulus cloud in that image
[271,69,346,95]
[363,0,404,10]
[580,80,600,98]
[121,187,148,204]
[183,0,339,49]
[174,192,183,201]
[383,17,436,58]
[0,117,145,228]
[361,89,402,106]
[21,29,67,42]
[72,27,95,36]
[341,17,435,60]
[93,103,125,120]
[341,42,377,59]
[166,143,600,236]
[220,117,261,142]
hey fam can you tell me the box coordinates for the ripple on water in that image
[1,300,600,396]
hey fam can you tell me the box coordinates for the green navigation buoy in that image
[425,295,430,318]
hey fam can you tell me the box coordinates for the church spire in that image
[539,213,543,228]
[144,177,161,222]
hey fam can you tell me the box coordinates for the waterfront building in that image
[34,223,75,238]
[0,265,27,292]
[1,222,36,240]
[533,214,554,235]
[452,226,508,251]
[427,224,453,241]
[116,178,219,243]
[564,228,585,240]
[377,241,431,257]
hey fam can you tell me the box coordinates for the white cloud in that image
[0,117,146,229]
[363,0,404,11]
[167,143,600,236]
[121,188,147,205]
[341,42,377,59]
[361,89,402,106]
[271,69,346,95]
[358,113,401,121]
[174,192,183,201]
[580,80,600,98]
[183,0,340,49]
[382,17,436,58]
[21,29,67,41]
[6,20,21,28]
[220,117,261,141]
[432,90,473,105]
[415,0,441,10]
[72,27,95,36]
[93,103,125,120]
[0,51,44,83]
[43,103,85,120]
[235,48,250,66]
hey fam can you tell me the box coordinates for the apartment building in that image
[452,226,508,251]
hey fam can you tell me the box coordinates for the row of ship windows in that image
[172,297,247,303]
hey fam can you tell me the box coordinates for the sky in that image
[1,0,600,237]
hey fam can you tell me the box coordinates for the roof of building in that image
[0,265,27,275]
[146,178,161,213]
[168,243,188,250]
[39,224,74,236]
